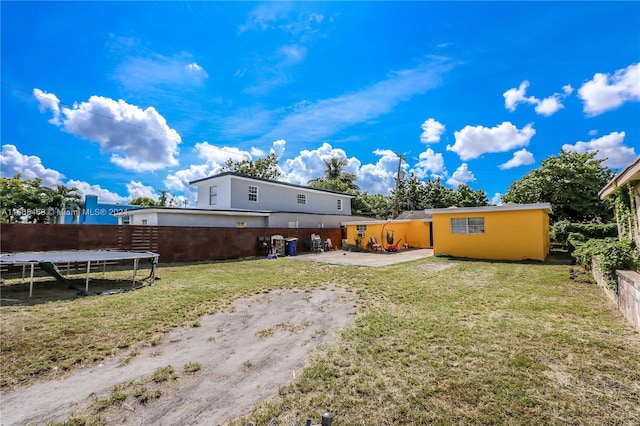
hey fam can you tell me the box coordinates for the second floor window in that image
[248,185,258,202]
[209,186,217,205]
[297,194,307,204]
[337,199,343,211]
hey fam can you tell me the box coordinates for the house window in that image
[450,217,485,234]
[141,219,148,225]
[337,199,343,211]
[288,221,299,228]
[248,185,258,202]
[209,186,217,205]
[236,221,246,228]
[297,194,307,204]
[356,224,367,238]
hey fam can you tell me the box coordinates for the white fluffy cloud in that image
[0,144,64,186]
[33,89,62,125]
[535,95,563,116]
[498,149,535,170]
[447,122,536,161]
[503,81,538,112]
[420,118,445,143]
[446,163,475,188]
[561,131,637,169]
[35,90,181,172]
[0,144,161,203]
[357,149,401,195]
[504,81,572,116]
[271,139,286,157]
[490,193,503,205]
[413,148,447,180]
[578,63,640,116]
[126,181,158,200]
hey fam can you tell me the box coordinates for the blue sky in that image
[2,1,639,207]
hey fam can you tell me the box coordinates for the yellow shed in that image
[424,203,552,261]
[341,218,433,250]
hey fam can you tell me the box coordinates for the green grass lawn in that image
[2,256,639,425]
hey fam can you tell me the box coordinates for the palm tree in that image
[46,184,81,223]
[308,157,359,191]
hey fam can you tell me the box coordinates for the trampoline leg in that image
[132,258,139,287]
[29,263,34,298]
[85,261,91,292]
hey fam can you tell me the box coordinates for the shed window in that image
[337,199,343,211]
[297,194,307,204]
[451,217,485,234]
[209,186,217,205]
[248,185,258,202]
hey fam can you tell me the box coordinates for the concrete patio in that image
[291,248,433,267]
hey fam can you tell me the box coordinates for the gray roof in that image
[395,211,433,220]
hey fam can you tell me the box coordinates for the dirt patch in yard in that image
[1,288,359,426]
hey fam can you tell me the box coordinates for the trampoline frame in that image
[0,250,159,297]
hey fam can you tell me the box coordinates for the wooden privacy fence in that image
[0,224,342,263]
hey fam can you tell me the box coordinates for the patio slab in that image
[290,248,433,267]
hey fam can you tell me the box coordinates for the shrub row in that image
[550,220,618,243]
[572,237,640,288]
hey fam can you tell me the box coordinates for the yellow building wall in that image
[344,220,432,250]
[431,209,550,261]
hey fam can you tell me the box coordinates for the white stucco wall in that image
[194,175,233,209]
[229,177,351,214]
[156,212,267,227]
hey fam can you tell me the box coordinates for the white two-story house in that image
[192,172,352,215]
[118,172,360,228]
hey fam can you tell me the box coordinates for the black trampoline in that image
[0,250,159,298]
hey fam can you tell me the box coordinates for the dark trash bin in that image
[285,238,298,256]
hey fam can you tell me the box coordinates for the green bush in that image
[566,232,586,252]
[551,220,617,243]
[572,238,640,288]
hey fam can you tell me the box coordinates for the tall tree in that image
[222,153,281,180]
[454,184,489,207]
[352,191,391,218]
[308,157,359,191]
[423,178,457,209]
[502,150,614,222]
[0,174,50,223]
[130,197,159,207]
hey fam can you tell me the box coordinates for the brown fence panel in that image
[0,224,342,263]
[1,224,80,252]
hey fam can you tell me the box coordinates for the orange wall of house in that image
[431,209,550,261]
[345,220,432,249]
